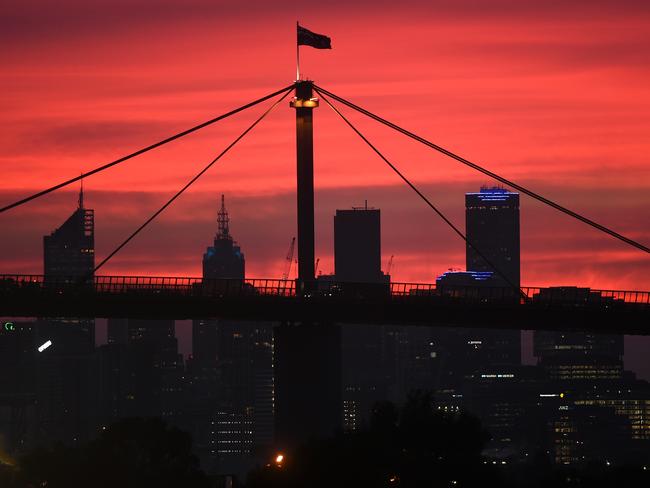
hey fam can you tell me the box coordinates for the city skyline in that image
[81,190,646,381]
[1,1,649,291]
[2,3,650,485]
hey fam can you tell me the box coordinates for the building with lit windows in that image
[534,319,650,465]
[441,187,523,384]
[465,186,520,286]
[37,186,97,446]
[335,204,394,432]
[534,328,624,381]
[188,195,274,475]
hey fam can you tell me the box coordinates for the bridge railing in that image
[0,275,297,297]
[0,275,648,307]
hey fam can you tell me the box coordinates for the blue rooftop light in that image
[436,270,494,282]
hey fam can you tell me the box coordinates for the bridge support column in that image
[291,81,318,292]
[273,322,341,448]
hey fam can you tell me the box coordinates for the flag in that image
[297,24,331,49]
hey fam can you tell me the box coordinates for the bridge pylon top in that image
[291,81,319,108]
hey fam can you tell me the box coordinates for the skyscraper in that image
[333,204,397,431]
[465,186,520,287]
[38,185,97,445]
[437,187,524,397]
[202,194,245,280]
[189,195,273,474]
[534,329,624,381]
[533,325,650,465]
[43,184,94,284]
[334,203,383,283]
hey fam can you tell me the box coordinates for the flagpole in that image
[296,21,300,81]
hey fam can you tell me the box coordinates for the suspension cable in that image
[316,88,525,298]
[92,87,293,275]
[1,84,295,214]
[314,84,650,255]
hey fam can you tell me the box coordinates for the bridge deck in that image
[1,275,648,334]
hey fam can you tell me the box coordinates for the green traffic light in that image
[3,322,15,332]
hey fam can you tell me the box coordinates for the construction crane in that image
[282,237,296,280]
[386,255,394,275]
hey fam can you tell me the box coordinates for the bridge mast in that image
[291,81,318,292]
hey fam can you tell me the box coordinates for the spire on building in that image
[217,194,231,240]
[78,177,84,209]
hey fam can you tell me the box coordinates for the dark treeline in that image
[1,392,648,488]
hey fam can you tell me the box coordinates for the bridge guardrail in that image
[0,275,648,308]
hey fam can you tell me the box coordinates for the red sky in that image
[1,0,649,290]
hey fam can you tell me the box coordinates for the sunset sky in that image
[3,0,650,375]
[2,0,649,289]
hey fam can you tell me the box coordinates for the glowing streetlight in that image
[37,340,52,353]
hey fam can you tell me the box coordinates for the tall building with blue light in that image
[465,186,520,287]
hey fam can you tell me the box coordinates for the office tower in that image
[332,204,396,431]
[37,186,97,446]
[465,186,520,287]
[43,184,95,283]
[192,195,246,377]
[334,203,384,283]
[42,184,95,350]
[548,379,650,465]
[533,328,624,381]
[189,195,273,475]
[458,187,522,369]
[532,297,650,465]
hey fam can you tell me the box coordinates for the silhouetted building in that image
[466,186,520,287]
[439,187,524,381]
[42,185,95,351]
[435,270,511,296]
[202,194,245,280]
[37,187,97,446]
[189,195,273,475]
[334,203,385,283]
[43,185,94,284]
[332,204,402,431]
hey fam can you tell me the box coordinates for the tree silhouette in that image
[15,418,209,488]
[247,391,503,488]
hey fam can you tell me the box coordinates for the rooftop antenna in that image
[217,194,231,239]
[78,174,84,209]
